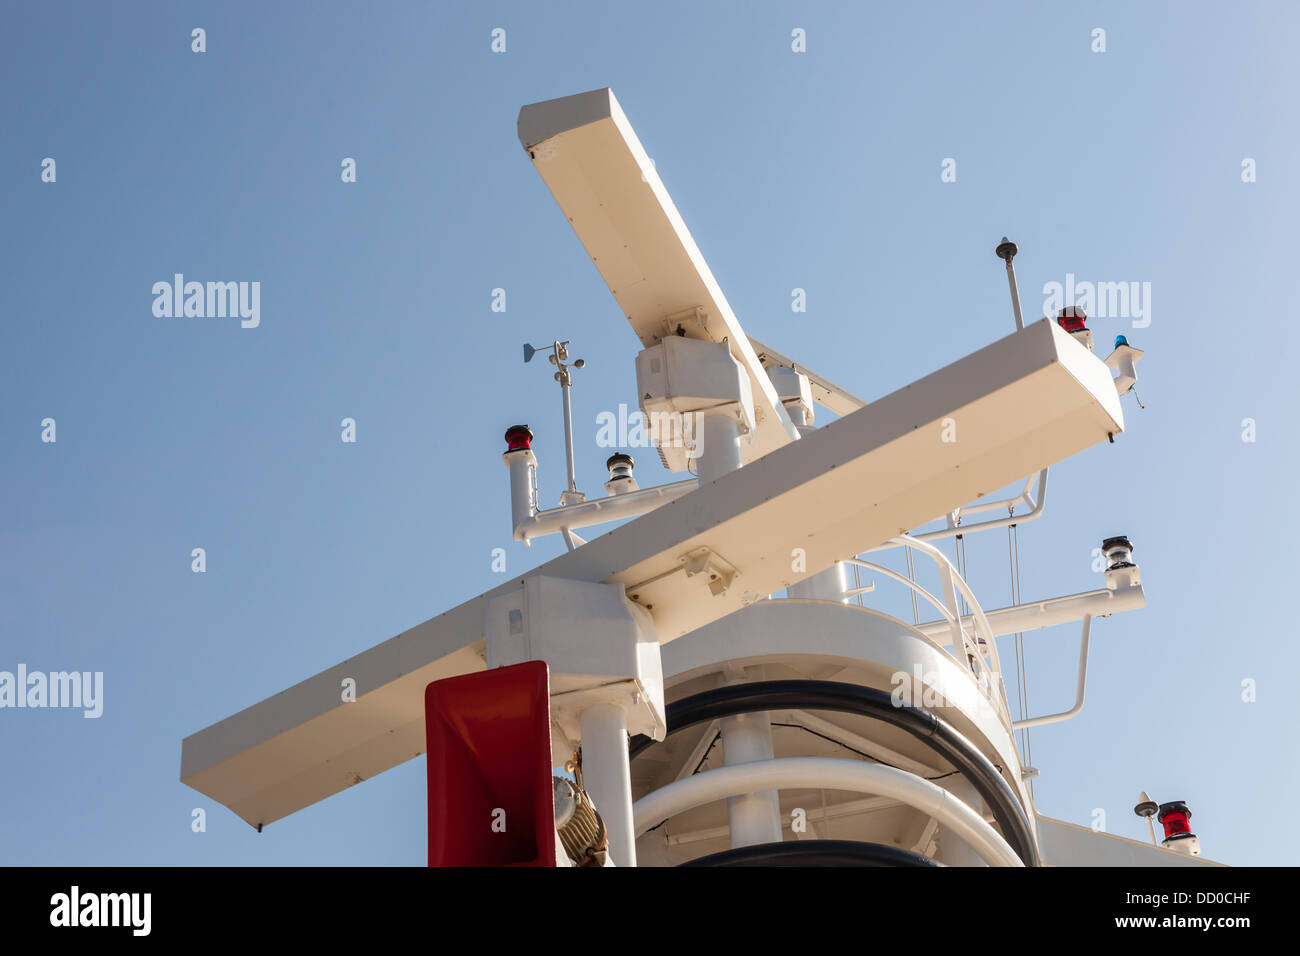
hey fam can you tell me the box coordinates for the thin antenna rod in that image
[560,364,578,495]
[1135,792,1160,846]
[525,339,586,505]
[996,237,1025,332]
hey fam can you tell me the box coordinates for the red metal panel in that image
[425,661,556,866]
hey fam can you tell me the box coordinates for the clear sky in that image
[2,1,1296,866]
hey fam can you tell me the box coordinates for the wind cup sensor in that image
[523,339,587,506]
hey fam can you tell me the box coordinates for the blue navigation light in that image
[1114,335,1129,348]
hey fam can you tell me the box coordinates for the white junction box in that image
[765,365,815,427]
[485,576,666,757]
[636,336,755,472]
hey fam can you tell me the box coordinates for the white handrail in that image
[865,469,1049,550]
[849,536,1012,726]
[1011,615,1092,729]
[632,757,1023,866]
[844,559,954,626]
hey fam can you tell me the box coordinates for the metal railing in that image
[846,535,1012,727]
[864,469,1048,551]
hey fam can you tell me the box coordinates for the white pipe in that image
[845,559,954,624]
[664,795,902,847]
[697,411,743,483]
[560,373,578,495]
[503,449,537,535]
[868,468,1049,549]
[860,534,999,684]
[632,757,1023,866]
[936,776,988,866]
[580,703,636,867]
[915,585,1142,641]
[1011,615,1092,730]
[951,472,1035,518]
[901,535,996,647]
[516,478,697,541]
[719,711,783,847]
[1005,256,1025,332]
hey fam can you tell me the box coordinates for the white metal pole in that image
[697,413,782,847]
[719,711,783,847]
[519,477,697,540]
[580,702,636,867]
[1005,259,1024,332]
[997,238,1025,332]
[913,585,1143,641]
[697,411,743,483]
[935,776,988,866]
[503,449,538,533]
[1011,615,1092,730]
[560,372,579,496]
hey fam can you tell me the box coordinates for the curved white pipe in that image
[1011,614,1092,729]
[895,535,996,650]
[866,468,1050,548]
[844,558,954,624]
[632,757,1024,867]
[519,477,698,541]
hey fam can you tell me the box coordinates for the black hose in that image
[628,679,1039,866]
[680,839,944,867]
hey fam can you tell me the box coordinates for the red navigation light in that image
[1056,306,1088,334]
[504,424,533,452]
[1157,801,1192,839]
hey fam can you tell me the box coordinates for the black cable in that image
[690,731,721,776]
[679,840,944,868]
[628,679,1039,866]
[687,721,963,782]
[769,722,877,762]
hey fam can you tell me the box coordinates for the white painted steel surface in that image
[1036,814,1224,867]
[518,88,799,462]
[182,315,1122,829]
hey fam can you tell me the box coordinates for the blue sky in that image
[2,1,1296,865]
